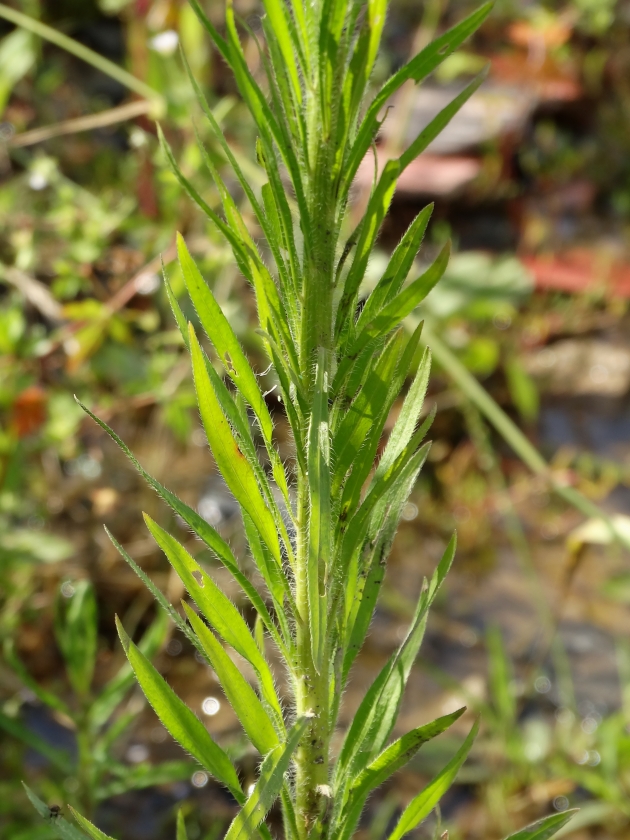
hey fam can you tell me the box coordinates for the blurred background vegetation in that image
[3,0,630,838]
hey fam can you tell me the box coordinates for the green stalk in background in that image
[30,1,577,838]
[0,3,165,116]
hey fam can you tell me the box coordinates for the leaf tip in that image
[115,615,131,652]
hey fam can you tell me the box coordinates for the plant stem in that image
[294,471,330,839]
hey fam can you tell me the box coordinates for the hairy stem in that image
[294,471,330,838]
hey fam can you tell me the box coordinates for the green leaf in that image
[188,0,309,242]
[342,426,433,680]
[3,638,70,716]
[98,760,194,799]
[105,528,194,647]
[116,617,244,802]
[332,331,404,495]
[351,244,450,351]
[176,810,188,840]
[188,325,283,566]
[337,441,431,584]
[193,339,295,569]
[336,159,400,335]
[54,580,97,697]
[356,204,434,332]
[336,533,456,785]
[342,3,494,195]
[307,348,332,672]
[376,347,432,477]
[68,809,115,840]
[23,784,89,840]
[260,0,302,107]
[144,515,284,722]
[386,719,479,840]
[224,716,309,840]
[338,323,424,521]
[502,812,578,840]
[180,51,296,295]
[336,708,466,840]
[177,236,273,444]
[399,71,488,172]
[183,603,282,752]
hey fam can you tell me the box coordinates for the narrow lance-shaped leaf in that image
[177,236,274,448]
[355,204,434,333]
[183,603,282,751]
[399,71,488,172]
[335,708,466,840]
[89,609,169,730]
[260,0,303,106]
[332,330,404,495]
[23,784,91,840]
[351,243,450,353]
[189,324,283,567]
[69,809,116,840]
[143,514,284,722]
[336,158,400,336]
[336,532,456,788]
[342,3,494,195]
[376,347,432,478]
[387,719,479,840]
[159,128,300,373]
[179,52,295,299]
[338,323,424,520]
[0,709,73,773]
[116,617,244,802]
[307,348,331,672]
[176,810,189,840]
[502,812,578,840]
[343,422,434,680]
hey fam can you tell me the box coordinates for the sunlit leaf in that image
[386,719,479,840]
[116,618,244,801]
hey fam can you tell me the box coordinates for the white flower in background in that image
[148,29,179,57]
